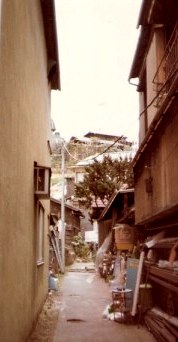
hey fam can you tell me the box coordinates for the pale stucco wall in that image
[135,112,178,224]
[0,1,52,341]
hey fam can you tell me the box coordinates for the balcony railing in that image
[153,21,178,107]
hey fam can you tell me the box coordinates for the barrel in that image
[114,223,134,251]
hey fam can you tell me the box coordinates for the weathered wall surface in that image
[135,112,178,224]
[139,28,165,146]
[0,1,51,341]
[98,219,112,247]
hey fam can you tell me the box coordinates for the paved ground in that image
[52,262,155,342]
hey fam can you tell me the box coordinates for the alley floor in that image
[51,262,155,342]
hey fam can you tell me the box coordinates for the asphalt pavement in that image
[52,262,155,342]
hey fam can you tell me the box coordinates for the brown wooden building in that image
[50,198,84,249]
[129,0,178,318]
[97,189,135,248]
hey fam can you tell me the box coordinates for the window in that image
[36,201,45,265]
[34,164,51,198]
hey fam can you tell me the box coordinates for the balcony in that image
[153,21,178,108]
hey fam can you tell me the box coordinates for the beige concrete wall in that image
[0,1,52,341]
[135,113,178,224]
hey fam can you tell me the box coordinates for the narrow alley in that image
[51,262,155,342]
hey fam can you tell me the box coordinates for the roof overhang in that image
[129,25,151,82]
[129,0,172,82]
[40,0,60,90]
[98,189,134,221]
[50,197,85,217]
[136,0,155,28]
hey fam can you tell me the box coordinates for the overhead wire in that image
[63,143,78,161]
[60,65,178,162]
[138,65,178,118]
[92,135,125,160]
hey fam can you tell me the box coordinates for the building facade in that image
[50,198,84,249]
[97,189,135,247]
[129,0,178,231]
[0,1,60,341]
[129,0,178,316]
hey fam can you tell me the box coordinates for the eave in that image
[129,0,173,83]
[98,189,134,221]
[50,197,85,217]
[40,0,61,90]
[129,25,151,81]
[136,0,154,28]
[84,132,126,141]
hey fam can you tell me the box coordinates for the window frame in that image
[34,164,51,198]
[36,201,45,266]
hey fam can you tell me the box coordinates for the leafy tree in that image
[75,155,134,207]
[72,234,90,260]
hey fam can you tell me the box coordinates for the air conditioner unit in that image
[34,165,51,198]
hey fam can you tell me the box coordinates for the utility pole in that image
[61,138,65,273]
[53,131,65,273]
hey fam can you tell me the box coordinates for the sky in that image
[51,0,142,143]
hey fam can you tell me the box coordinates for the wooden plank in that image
[145,312,177,342]
[51,236,63,273]
[144,264,178,284]
[131,251,144,316]
[149,274,178,294]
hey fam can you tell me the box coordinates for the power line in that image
[92,135,125,160]
[139,65,178,118]
[63,143,78,160]
[58,67,178,163]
